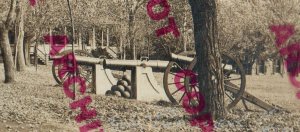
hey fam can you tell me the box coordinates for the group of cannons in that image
[51,49,277,111]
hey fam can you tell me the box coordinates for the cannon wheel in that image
[52,50,93,89]
[163,61,190,104]
[163,52,246,109]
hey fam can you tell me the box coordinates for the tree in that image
[124,0,147,60]
[188,0,225,119]
[24,33,35,66]
[0,0,16,83]
[15,0,26,71]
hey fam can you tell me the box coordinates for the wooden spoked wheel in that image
[163,61,193,104]
[186,53,246,109]
[52,50,93,90]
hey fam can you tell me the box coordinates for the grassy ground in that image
[0,64,299,131]
[245,74,300,112]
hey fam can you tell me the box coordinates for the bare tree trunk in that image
[124,0,146,60]
[15,0,26,71]
[78,29,82,50]
[0,27,15,83]
[183,11,187,52]
[101,29,104,47]
[14,26,18,68]
[123,42,126,60]
[16,28,25,71]
[92,27,96,49]
[24,33,36,66]
[106,27,109,47]
[64,26,67,35]
[120,31,123,59]
[128,11,136,60]
[0,0,16,83]
[188,0,225,119]
[24,35,32,66]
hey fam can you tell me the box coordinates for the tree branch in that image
[5,0,16,28]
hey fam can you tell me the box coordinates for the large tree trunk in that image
[15,0,26,71]
[16,29,25,71]
[0,0,16,83]
[0,27,15,83]
[188,0,225,119]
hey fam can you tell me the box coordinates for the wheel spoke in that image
[192,85,200,92]
[171,86,185,95]
[85,78,92,83]
[225,92,234,101]
[61,72,71,82]
[224,83,239,89]
[224,77,241,81]
[224,69,234,76]
[60,68,72,73]
[169,72,185,78]
[192,86,199,93]
[189,82,199,87]
[80,72,89,77]
[80,73,91,82]
[83,76,91,83]
[168,81,184,85]
[179,92,186,103]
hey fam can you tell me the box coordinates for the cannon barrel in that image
[103,59,169,69]
[170,53,193,62]
[51,55,104,65]
[76,56,104,64]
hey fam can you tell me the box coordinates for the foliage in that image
[1,0,300,60]
[218,0,300,60]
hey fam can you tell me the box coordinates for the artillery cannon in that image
[50,48,277,111]
[51,50,170,102]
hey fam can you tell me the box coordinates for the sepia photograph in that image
[0,0,300,131]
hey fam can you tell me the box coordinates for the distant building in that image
[251,58,285,75]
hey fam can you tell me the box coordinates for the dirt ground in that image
[0,64,300,132]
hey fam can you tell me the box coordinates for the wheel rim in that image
[163,61,192,104]
[52,50,93,90]
[222,53,246,109]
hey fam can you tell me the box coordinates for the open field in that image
[0,64,300,132]
[245,74,300,112]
